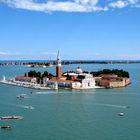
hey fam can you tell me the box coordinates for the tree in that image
[28,70,37,77]
[27,70,54,79]
[24,73,27,77]
[36,72,42,78]
[90,69,129,78]
[42,71,49,77]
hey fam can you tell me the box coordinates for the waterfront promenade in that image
[0,79,57,90]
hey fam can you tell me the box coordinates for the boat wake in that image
[32,91,96,94]
[16,94,31,99]
[16,105,35,110]
[94,103,129,109]
[32,92,57,95]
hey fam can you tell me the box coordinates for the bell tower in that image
[56,51,62,79]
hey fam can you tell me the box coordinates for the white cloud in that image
[128,0,138,4]
[109,1,128,8]
[117,54,140,59]
[0,52,10,55]
[0,51,21,55]
[109,0,138,8]
[135,4,140,7]
[0,0,139,13]
[0,0,104,12]
[42,52,57,55]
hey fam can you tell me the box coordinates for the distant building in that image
[109,77,130,88]
[71,73,96,89]
[99,74,118,78]
[95,74,131,88]
[15,76,37,83]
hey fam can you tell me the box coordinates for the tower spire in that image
[56,51,62,79]
[57,51,61,66]
[57,51,60,60]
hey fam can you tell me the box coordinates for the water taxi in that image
[0,116,23,120]
[118,112,124,116]
[16,94,26,98]
[0,126,11,129]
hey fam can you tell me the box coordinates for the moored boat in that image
[118,112,124,116]
[16,94,26,98]
[0,126,11,129]
[0,115,23,120]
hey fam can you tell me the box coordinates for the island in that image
[0,52,131,90]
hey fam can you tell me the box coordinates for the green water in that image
[0,64,140,140]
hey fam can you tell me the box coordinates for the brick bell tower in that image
[56,51,62,79]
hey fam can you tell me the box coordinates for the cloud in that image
[109,0,138,8]
[0,52,10,55]
[117,54,140,59]
[128,0,138,4]
[0,0,106,12]
[0,51,21,55]
[42,52,57,55]
[135,4,140,7]
[0,51,58,56]
[109,1,128,8]
[0,0,139,13]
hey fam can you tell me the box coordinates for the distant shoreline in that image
[0,60,140,66]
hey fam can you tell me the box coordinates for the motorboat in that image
[16,95,25,98]
[16,94,26,98]
[118,112,124,116]
[0,116,23,120]
[0,126,11,129]
[27,106,34,109]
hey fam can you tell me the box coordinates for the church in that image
[47,51,96,89]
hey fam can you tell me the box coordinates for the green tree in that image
[42,71,49,77]
[90,69,129,78]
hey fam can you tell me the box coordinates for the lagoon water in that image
[0,64,140,140]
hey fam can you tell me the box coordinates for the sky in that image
[0,0,140,60]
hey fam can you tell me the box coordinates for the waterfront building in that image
[71,73,96,89]
[76,67,83,74]
[95,74,131,88]
[109,77,130,88]
[48,52,96,89]
[15,76,37,83]
[12,52,130,89]
[43,77,49,85]
[63,71,96,89]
